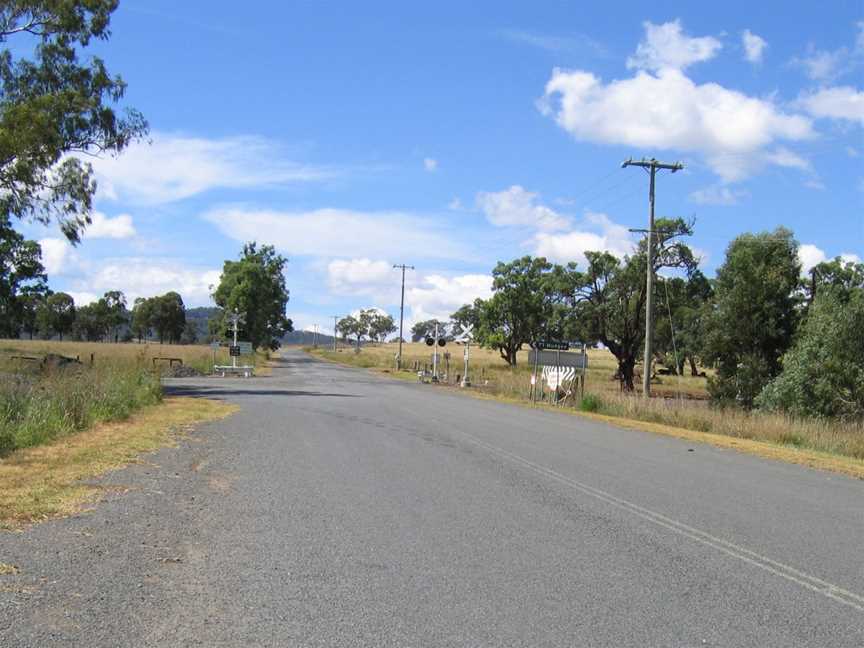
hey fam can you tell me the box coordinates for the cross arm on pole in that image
[622,157,684,173]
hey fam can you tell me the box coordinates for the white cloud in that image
[83,211,136,239]
[423,157,438,172]
[792,22,864,81]
[447,197,463,210]
[533,210,635,266]
[38,237,74,275]
[204,207,468,260]
[541,65,813,182]
[88,132,332,205]
[689,185,749,205]
[406,273,493,324]
[742,29,767,64]
[476,185,569,231]
[841,252,862,264]
[763,147,812,172]
[798,86,864,125]
[322,257,491,326]
[68,259,221,306]
[626,20,722,72]
[327,258,394,295]
[67,292,98,306]
[798,244,826,273]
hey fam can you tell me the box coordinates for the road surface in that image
[1,349,863,646]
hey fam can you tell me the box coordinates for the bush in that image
[580,394,603,412]
[757,290,864,420]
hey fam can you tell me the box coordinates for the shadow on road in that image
[164,386,360,398]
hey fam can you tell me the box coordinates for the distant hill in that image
[281,330,336,346]
[186,307,221,342]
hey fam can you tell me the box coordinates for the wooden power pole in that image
[393,264,414,370]
[622,157,684,397]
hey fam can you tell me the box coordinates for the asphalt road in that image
[1,349,863,646]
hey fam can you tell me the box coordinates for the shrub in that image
[757,290,864,420]
[580,394,603,412]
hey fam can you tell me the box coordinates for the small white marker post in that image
[231,311,240,370]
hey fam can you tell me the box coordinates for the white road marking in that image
[458,430,864,614]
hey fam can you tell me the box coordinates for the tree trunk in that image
[617,357,636,391]
[689,356,698,377]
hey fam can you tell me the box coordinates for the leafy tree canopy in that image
[702,227,802,408]
[212,243,292,351]
[0,213,45,336]
[757,288,864,420]
[0,0,147,242]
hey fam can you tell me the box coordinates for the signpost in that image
[529,342,588,405]
[457,324,474,387]
[536,340,570,351]
[213,310,255,378]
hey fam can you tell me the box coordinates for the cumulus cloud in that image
[798,86,864,125]
[406,274,493,324]
[533,211,635,266]
[540,64,813,182]
[67,259,221,306]
[689,185,749,205]
[423,157,438,172]
[38,238,74,275]
[89,132,332,205]
[476,185,569,231]
[204,207,468,260]
[741,29,767,64]
[327,258,394,295]
[798,243,826,273]
[626,20,722,72]
[83,212,136,239]
[322,257,492,327]
[797,247,861,274]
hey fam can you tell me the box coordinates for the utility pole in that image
[622,157,684,397]
[332,315,340,351]
[393,263,414,370]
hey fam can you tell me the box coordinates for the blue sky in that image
[20,1,864,335]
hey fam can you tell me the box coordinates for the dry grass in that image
[309,342,864,470]
[0,397,237,528]
[0,339,236,374]
[312,342,709,398]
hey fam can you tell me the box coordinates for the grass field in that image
[309,342,864,465]
[1,339,233,374]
